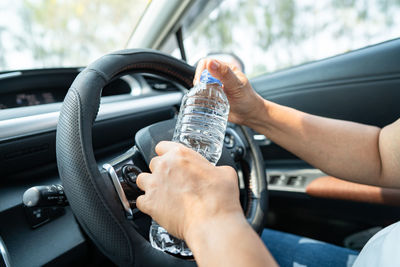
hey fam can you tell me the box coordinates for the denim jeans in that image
[262,229,359,267]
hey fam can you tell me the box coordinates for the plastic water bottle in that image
[149,70,230,256]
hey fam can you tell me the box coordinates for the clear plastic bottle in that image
[149,70,230,256]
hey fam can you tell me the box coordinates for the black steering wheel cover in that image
[56,49,267,266]
[57,49,196,266]
[240,126,268,234]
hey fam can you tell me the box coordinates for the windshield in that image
[0,0,149,72]
[182,0,400,78]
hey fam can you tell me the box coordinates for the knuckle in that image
[220,65,231,79]
[220,166,237,178]
[155,141,166,153]
[154,142,161,152]
[136,196,154,216]
[136,194,144,204]
[136,195,146,211]
[173,145,186,157]
[176,155,188,166]
[219,165,232,172]
[157,157,168,169]
[150,156,167,171]
[230,64,239,72]
[136,173,146,189]
[157,140,168,147]
[149,156,158,168]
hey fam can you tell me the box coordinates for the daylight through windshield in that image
[183,0,400,78]
[0,0,149,72]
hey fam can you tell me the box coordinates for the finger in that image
[206,59,243,91]
[136,172,152,191]
[193,58,207,85]
[136,195,150,215]
[155,141,183,156]
[149,156,161,173]
[228,63,240,74]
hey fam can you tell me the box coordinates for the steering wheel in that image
[56,49,268,266]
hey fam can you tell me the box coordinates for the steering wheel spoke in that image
[102,146,146,219]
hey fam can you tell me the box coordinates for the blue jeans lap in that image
[262,229,359,267]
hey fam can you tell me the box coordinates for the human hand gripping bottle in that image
[149,70,230,256]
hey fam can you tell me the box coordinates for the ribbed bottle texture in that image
[149,70,229,256]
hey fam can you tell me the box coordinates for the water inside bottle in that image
[149,70,229,256]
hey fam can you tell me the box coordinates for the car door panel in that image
[249,39,400,246]
[252,39,400,128]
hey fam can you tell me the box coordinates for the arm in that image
[136,142,277,267]
[250,102,400,188]
[186,211,276,267]
[198,59,400,188]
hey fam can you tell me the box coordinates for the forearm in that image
[186,212,277,267]
[249,100,386,186]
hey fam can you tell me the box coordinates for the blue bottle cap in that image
[200,70,222,86]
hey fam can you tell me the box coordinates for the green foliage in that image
[1,0,400,75]
[185,0,400,78]
[1,0,147,70]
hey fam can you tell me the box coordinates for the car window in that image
[0,0,149,72]
[182,0,400,78]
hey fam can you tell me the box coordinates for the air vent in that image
[143,76,178,91]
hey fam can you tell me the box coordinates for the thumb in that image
[206,59,242,91]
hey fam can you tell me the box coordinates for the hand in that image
[194,58,265,127]
[136,141,242,240]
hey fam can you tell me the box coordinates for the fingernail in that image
[210,60,219,70]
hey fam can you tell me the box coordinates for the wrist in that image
[184,211,248,253]
[183,209,278,267]
[245,97,271,131]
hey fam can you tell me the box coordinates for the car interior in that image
[1,0,400,266]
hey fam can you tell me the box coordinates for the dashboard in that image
[0,68,187,266]
[0,90,63,109]
[0,69,142,110]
